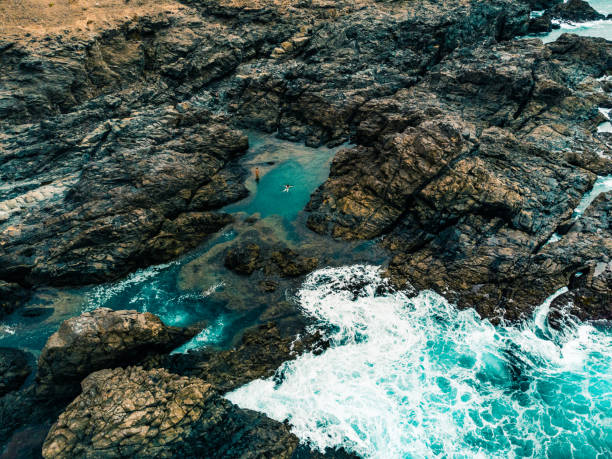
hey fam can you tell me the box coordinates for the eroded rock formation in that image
[0,347,32,397]
[36,308,200,397]
[42,366,301,458]
[0,0,533,316]
[307,34,612,321]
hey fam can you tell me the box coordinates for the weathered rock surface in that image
[547,194,612,328]
[0,102,245,292]
[548,0,605,22]
[307,34,612,321]
[0,347,32,397]
[42,366,300,458]
[36,308,200,397]
[225,241,319,278]
[145,322,329,393]
[0,0,534,316]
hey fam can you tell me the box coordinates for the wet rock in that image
[224,241,319,278]
[547,196,612,328]
[0,281,30,320]
[42,366,300,459]
[528,13,554,33]
[548,0,605,22]
[307,35,612,321]
[36,308,201,398]
[0,347,31,397]
[224,242,261,275]
[144,323,329,394]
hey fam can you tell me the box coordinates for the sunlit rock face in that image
[36,308,200,398]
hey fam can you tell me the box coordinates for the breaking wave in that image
[227,265,612,458]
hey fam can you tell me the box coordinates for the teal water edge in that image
[227,265,612,458]
[0,133,342,356]
[530,0,612,43]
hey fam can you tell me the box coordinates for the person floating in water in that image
[283,184,294,192]
[255,167,260,182]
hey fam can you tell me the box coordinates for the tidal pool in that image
[0,133,344,355]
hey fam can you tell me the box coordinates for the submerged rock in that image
[224,241,319,278]
[36,308,201,398]
[0,281,31,319]
[42,366,300,459]
[0,347,32,397]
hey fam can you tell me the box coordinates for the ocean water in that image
[589,0,612,16]
[534,0,612,43]
[572,175,612,218]
[227,265,612,458]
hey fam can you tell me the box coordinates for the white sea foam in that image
[82,261,175,312]
[172,314,230,354]
[227,265,612,458]
[0,325,16,337]
[572,174,612,218]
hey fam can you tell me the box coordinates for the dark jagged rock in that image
[548,0,605,22]
[528,13,555,33]
[42,366,299,459]
[224,241,319,278]
[547,194,612,328]
[0,281,30,318]
[0,103,245,292]
[0,347,32,397]
[144,322,329,394]
[36,308,201,398]
[528,0,563,10]
[307,35,612,321]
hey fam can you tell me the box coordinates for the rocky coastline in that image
[1,0,611,456]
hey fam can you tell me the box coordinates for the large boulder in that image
[0,347,32,397]
[42,366,300,458]
[36,308,200,398]
[548,0,605,21]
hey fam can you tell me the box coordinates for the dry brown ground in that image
[0,0,184,38]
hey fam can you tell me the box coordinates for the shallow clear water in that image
[0,133,341,354]
[224,132,342,225]
[227,265,612,458]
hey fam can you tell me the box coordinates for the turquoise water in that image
[228,265,612,458]
[0,133,341,355]
[224,132,342,226]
